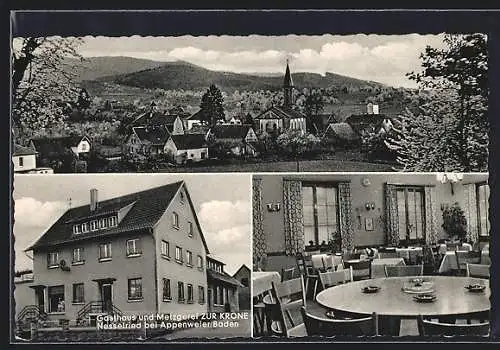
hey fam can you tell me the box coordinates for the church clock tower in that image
[283,59,294,108]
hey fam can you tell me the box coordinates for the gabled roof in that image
[13,144,37,156]
[209,124,252,140]
[185,109,205,120]
[131,111,179,127]
[26,181,210,255]
[132,127,170,145]
[324,123,360,141]
[207,269,244,288]
[345,114,387,134]
[30,136,88,157]
[169,134,207,150]
[254,105,306,120]
[232,264,251,277]
[188,125,210,135]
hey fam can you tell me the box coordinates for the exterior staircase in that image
[16,305,47,336]
[76,300,123,326]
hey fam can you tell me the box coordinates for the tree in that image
[276,130,321,158]
[76,88,91,110]
[199,84,225,126]
[386,34,488,171]
[12,37,84,142]
[304,90,325,134]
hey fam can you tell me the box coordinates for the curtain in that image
[283,179,304,255]
[384,183,400,246]
[252,178,267,266]
[424,186,439,245]
[338,182,354,252]
[463,183,479,244]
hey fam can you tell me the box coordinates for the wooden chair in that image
[422,245,439,275]
[301,306,378,337]
[455,251,482,276]
[314,268,353,299]
[296,253,318,297]
[281,266,298,282]
[417,315,490,337]
[384,265,423,277]
[343,260,371,281]
[268,276,307,337]
[379,251,399,259]
[466,263,490,279]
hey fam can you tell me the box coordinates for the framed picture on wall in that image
[365,218,374,231]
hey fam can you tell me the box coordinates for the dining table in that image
[315,276,490,319]
[371,257,406,278]
[438,249,491,274]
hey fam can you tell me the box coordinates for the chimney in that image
[90,188,98,212]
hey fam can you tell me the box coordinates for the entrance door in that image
[207,288,213,311]
[101,284,112,313]
[36,289,45,313]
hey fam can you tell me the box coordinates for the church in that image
[254,61,307,134]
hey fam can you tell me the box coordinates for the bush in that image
[276,130,321,158]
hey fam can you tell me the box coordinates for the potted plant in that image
[442,202,467,242]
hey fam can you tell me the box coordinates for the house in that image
[232,264,251,310]
[344,114,393,137]
[14,270,35,323]
[164,134,209,164]
[124,126,170,157]
[206,256,243,313]
[12,144,53,174]
[183,110,204,131]
[21,181,212,325]
[254,62,307,134]
[206,124,258,157]
[131,108,185,136]
[252,173,490,273]
[30,136,91,160]
[322,122,361,146]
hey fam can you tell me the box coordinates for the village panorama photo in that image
[10,34,489,174]
[12,174,252,342]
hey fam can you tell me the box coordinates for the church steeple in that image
[283,59,294,108]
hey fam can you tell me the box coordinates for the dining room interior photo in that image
[252,172,491,338]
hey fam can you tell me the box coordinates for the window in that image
[180,191,185,204]
[81,222,89,233]
[128,278,143,300]
[198,286,205,304]
[108,216,117,227]
[396,186,426,244]
[186,250,193,267]
[201,152,206,159]
[19,157,24,167]
[172,212,179,228]
[99,218,108,229]
[188,222,193,237]
[225,287,230,305]
[477,183,490,237]
[72,283,85,304]
[241,278,249,287]
[178,282,185,302]
[126,238,142,257]
[73,225,82,235]
[302,184,340,248]
[81,143,87,151]
[161,240,170,258]
[47,252,59,268]
[162,278,171,301]
[175,246,183,263]
[90,220,98,231]
[72,247,84,264]
[48,285,65,313]
[197,255,203,269]
[187,284,194,303]
[99,243,112,261]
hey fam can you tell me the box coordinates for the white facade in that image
[13,154,37,172]
[186,119,201,131]
[164,139,209,164]
[71,138,91,156]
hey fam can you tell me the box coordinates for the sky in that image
[75,34,447,88]
[12,174,251,275]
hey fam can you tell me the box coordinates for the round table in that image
[315,276,490,318]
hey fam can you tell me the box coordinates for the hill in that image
[63,56,165,82]
[95,60,387,92]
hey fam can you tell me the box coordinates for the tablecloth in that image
[252,271,281,297]
[371,258,406,278]
[438,250,490,273]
